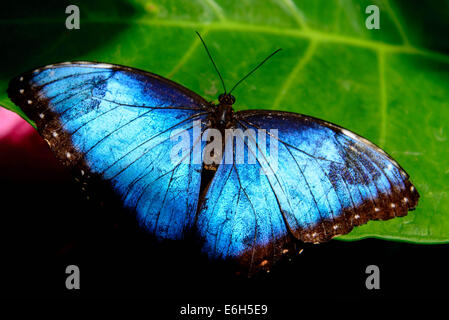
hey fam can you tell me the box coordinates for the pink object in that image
[0,107,32,143]
[0,106,70,181]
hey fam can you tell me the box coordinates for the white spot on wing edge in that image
[340,128,359,141]
[49,62,115,69]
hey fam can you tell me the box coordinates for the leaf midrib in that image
[2,17,449,64]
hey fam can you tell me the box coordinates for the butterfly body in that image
[8,61,419,275]
[213,101,234,128]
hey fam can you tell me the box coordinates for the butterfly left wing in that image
[8,62,211,240]
[196,110,419,274]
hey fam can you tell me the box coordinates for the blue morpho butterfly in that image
[8,33,419,275]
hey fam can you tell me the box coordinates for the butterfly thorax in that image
[202,93,235,175]
[214,93,235,128]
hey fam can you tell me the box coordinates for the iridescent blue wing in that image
[196,110,419,273]
[8,62,211,240]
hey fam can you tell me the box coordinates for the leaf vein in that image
[273,40,317,108]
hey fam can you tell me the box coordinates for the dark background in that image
[1,130,448,305]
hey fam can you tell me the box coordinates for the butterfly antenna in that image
[228,48,282,95]
[196,31,227,94]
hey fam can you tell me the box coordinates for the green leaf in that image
[1,0,448,243]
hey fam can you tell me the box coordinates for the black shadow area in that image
[394,0,449,54]
[0,0,138,78]
[1,166,448,302]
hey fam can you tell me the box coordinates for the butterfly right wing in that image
[8,62,211,240]
[234,110,419,243]
[195,109,419,274]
